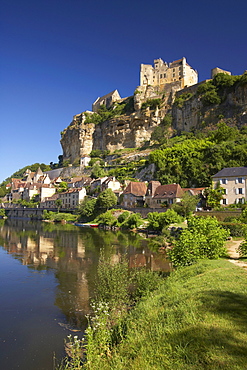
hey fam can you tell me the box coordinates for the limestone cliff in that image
[61,113,95,164]
[61,108,163,163]
[172,79,247,132]
[61,73,247,164]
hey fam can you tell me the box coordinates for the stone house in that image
[212,167,247,205]
[182,187,206,210]
[92,90,121,112]
[59,188,87,209]
[145,183,184,208]
[101,176,122,193]
[80,156,91,167]
[90,177,108,194]
[122,181,147,208]
[22,183,56,202]
[40,193,59,209]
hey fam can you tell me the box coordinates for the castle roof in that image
[93,90,120,106]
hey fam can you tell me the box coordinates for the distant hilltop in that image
[60,56,247,165]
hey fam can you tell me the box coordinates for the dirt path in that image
[226,239,247,270]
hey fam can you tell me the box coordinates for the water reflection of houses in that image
[128,245,171,272]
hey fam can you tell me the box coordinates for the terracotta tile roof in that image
[69,177,83,183]
[170,58,183,66]
[61,188,83,194]
[42,193,59,202]
[24,183,55,190]
[183,187,206,196]
[123,182,147,196]
[153,184,184,199]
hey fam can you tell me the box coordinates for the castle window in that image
[164,73,166,78]
[173,68,175,72]
[160,74,162,78]
[173,73,175,77]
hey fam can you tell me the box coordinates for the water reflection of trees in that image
[0,219,170,329]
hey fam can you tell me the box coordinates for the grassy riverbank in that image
[72,259,247,370]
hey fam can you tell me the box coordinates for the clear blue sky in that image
[1,0,246,183]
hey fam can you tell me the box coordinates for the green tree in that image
[55,198,62,212]
[77,197,97,221]
[172,192,199,217]
[169,216,229,266]
[96,189,117,211]
[210,121,239,144]
[204,183,224,209]
[91,163,106,179]
[56,181,68,193]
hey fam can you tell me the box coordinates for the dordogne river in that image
[0,219,170,370]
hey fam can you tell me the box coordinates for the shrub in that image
[237,240,247,256]
[220,222,247,237]
[169,216,229,266]
[122,213,143,229]
[201,89,221,106]
[95,210,116,226]
[117,211,130,224]
[141,98,162,110]
[147,210,183,231]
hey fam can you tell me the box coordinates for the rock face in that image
[61,109,162,163]
[61,113,95,163]
[60,75,247,164]
[172,82,247,133]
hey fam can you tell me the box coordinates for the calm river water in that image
[0,219,170,370]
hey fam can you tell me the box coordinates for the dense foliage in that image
[168,216,229,266]
[84,98,134,125]
[149,122,247,187]
[147,209,183,231]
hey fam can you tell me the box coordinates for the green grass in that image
[88,259,247,369]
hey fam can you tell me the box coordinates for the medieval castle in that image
[61,57,245,165]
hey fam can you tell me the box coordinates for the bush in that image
[237,240,247,256]
[169,216,229,266]
[122,213,143,229]
[95,210,116,226]
[117,211,130,224]
[141,98,162,111]
[220,222,247,237]
[148,210,183,231]
[42,210,77,222]
[201,89,221,106]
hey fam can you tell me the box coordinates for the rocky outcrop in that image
[61,75,247,164]
[60,113,95,163]
[61,109,163,163]
[172,82,247,133]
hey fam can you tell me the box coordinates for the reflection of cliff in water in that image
[0,219,171,328]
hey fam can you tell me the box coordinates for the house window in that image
[236,178,244,184]
[236,188,245,195]
[220,179,227,185]
[157,200,161,204]
[222,199,228,205]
